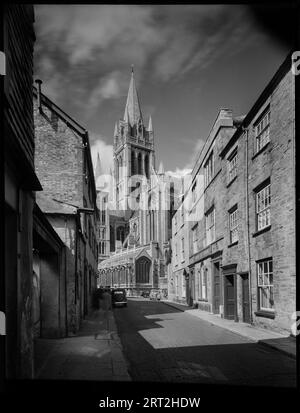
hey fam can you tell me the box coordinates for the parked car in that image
[111,288,127,307]
[141,291,150,298]
[149,290,161,301]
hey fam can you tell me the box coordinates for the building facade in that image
[3,4,42,378]
[33,83,99,334]
[219,55,295,333]
[172,54,295,335]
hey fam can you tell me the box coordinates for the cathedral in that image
[96,68,179,296]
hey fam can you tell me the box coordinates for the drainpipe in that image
[64,217,68,336]
[35,79,43,112]
[244,127,253,324]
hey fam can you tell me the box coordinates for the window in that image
[181,237,184,261]
[182,274,186,298]
[205,207,215,245]
[256,181,271,231]
[201,268,207,300]
[257,259,274,311]
[229,206,238,244]
[204,151,214,187]
[227,149,237,183]
[255,109,270,153]
[198,267,207,300]
[101,209,106,225]
[192,224,198,254]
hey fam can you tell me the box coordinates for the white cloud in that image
[166,168,192,178]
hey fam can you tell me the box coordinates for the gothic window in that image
[145,154,149,178]
[110,225,115,252]
[138,152,142,175]
[136,257,151,284]
[131,150,136,175]
[116,226,125,243]
[116,158,119,182]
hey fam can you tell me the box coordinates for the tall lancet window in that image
[131,150,136,176]
[145,154,149,179]
[138,153,142,175]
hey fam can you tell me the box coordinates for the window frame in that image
[227,148,238,184]
[204,151,214,188]
[256,181,271,231]
[205,206,215,245]
[229,205,238,244]
[192,224,198,255]
[254,108,270,154]
[257,258,274,312]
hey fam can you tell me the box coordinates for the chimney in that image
[35,79,43,112]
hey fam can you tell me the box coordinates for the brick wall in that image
[248,69,295,333]
[34,99,84,206]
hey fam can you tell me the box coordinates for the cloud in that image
[90,136,114,176]
[166,168,192,178]
[34,5,263,96]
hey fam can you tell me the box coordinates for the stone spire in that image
[95,152,102,181]
[148,115,153,132]
[158,161,164,175]
[114,121,118,136]
[123,66,143,126]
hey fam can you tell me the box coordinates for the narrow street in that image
[113,298,296,387]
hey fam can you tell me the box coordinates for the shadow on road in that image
[113,299,296,387]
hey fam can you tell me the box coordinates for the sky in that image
[33,4,290,176]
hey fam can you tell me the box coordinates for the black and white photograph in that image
[1,1,299,406]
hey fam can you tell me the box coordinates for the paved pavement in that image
[163,300,296,359]
[34,308,131,381]
[113,298,296,386]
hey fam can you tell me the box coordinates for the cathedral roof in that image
[123,67,143,126]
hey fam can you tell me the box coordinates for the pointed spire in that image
[114,121,118,136]
[158,161,164,175]
[124,106,129,124]
[95,152,102,181]
[123,66,143,126]
[148,115,153,132]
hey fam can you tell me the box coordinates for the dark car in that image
[111,288,127,307]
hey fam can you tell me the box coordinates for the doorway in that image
[224,274,235,320]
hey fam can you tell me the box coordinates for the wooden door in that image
[224,275,235,319]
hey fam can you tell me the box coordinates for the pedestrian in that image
[103,287,112,312]
[97,286,104,310]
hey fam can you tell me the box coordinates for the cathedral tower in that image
[113,67,155,211]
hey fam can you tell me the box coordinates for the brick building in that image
[171,54,295,335]
[186,109,242,313]
[169,177,191,304]
[3,4,42,378]
[219,54,295,333]
[33,82,99,334]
